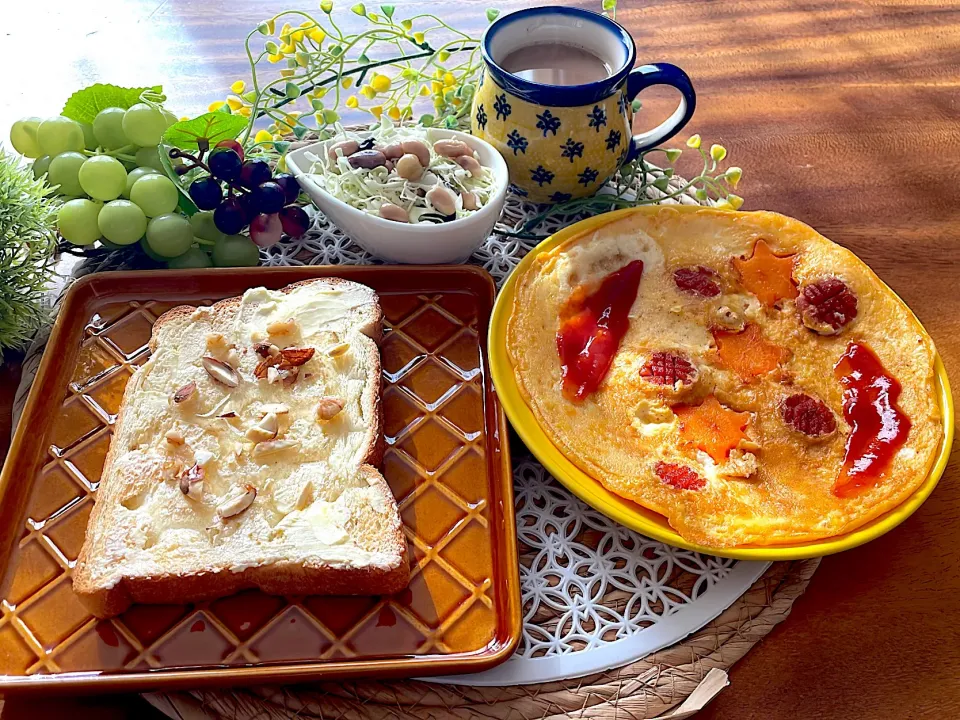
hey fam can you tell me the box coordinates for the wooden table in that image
[2,0,959,717]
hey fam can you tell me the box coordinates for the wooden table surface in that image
[2,0,959,717]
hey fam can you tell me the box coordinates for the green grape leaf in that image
[380,4,395,18]
[292,125,309,140]
[62,83,162,124]
[162,113,248,151]
[486,8,500,22]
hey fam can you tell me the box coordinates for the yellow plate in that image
[489,208,955,561]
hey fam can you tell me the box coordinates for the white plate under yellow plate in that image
[489,208,955,560]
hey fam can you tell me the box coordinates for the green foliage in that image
[62,84,163,124]
[162,113,248,150]
[0,149,59,357]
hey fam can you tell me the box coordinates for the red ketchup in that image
[833,342,911,497]
[556,260,644,401]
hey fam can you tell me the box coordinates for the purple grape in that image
[213,198,247,235]
[188,176,223,210]
[236,192,257,223]
[250,213,282,248]
[251,181,285,214]
[215,139,244,162]
[208,148,242,181]
[279,205,310,237]
[238,159,272,189]
[273,173,301,204]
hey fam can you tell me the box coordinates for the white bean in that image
[426,186,457,216]
[433,139,473,158]
[396,153,424,181]
[461,191,479,211]
[455,154,484,175]
[400,140,431,168]
[379,203,409,222]
[328,140,360,163]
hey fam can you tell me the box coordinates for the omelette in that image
[507,206,943,547]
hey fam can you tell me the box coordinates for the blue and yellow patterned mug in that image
[472,7,696,202]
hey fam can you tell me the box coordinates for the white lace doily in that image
[21,171,769,687]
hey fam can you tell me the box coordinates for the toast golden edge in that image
[73,278,409,618]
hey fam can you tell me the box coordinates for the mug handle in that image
[624,63,696,163]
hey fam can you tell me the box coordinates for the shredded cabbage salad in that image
[305,118,498,223]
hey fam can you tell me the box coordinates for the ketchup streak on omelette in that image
[833,342,911,497]
[557,260,644,401]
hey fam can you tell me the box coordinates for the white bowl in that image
[285,127,508,264]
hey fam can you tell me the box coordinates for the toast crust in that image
[74,278,407,618]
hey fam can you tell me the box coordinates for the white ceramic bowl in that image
[285,128,508,264]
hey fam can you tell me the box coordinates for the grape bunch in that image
[10,111,262,268]
[182,142,309,247]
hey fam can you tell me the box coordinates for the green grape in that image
[80,122,98,150]
[37,116,85,157]
[99,237,126,250]
[98,200,147,245]
[47,152,87,196]
[10,117,43,158]
[130,174,178,216]
[134,146,165,172]
[122,104,167,147]
[146,213,193,257]
[167,247,213,269]
[212,234,260,267]
[123,166,160,198]
[92,107,129,150]
[189,210,225,244]
[32,155,51,180]
[139,236,167,262]
[78,155,127,201]
[58,199,102,245]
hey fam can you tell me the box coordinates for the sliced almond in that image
[194,449,215,467]
[254,353,282,379]
[280,347,315,367]
[261,403,289,415]
[226,348,241,368]
[195,395,231,419]
[173,381,197,404]
[217,484,256,519]
[252,439,299,458]
[267,366,281,384]
[202,356,239,387]
[246,412,279,442]
[267,318,297,336]
[280,367,300,386]
[165,429,185,445]
[178,464,205,500]
[295,480,314,511]
[326,342,350,357]
[316,397,344,422]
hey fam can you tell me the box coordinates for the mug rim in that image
[481,6,637,106]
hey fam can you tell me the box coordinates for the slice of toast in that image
[74,278,409,618]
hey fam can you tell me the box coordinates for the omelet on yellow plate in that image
[507,206,943,547]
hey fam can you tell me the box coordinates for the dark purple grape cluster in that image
[182,139,310,247]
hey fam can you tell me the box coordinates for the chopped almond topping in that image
[733,239,798,307]
[713,324,789,379]
[674,395,750,463]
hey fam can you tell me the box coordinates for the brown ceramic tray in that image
[0,266,520,692]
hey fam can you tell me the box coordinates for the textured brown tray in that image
[0,266,520,692]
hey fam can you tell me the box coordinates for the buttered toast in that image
[73,278,408,618]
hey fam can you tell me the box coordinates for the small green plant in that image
[0,148,60,356]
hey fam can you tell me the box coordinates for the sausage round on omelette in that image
[507,207,943,547]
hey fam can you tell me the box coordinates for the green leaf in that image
[418,113,435,126]
[401,18,413,30]
[631,99,642,112]
[351,3,366,16]
[265,41,279,54]
[242,90,258,103]
[602,0,617,10]
[273,140,291,155]
[292,125,309,140]
[381,4,395,18]
[321,0,334,13]
[284,82,301,99]
[62,83,162,124]
[217,103,233,115]
[486,8,500,22]
[157,145,199,216]
[162,113,248,151]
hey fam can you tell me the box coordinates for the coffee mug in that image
[472,7,696,202]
